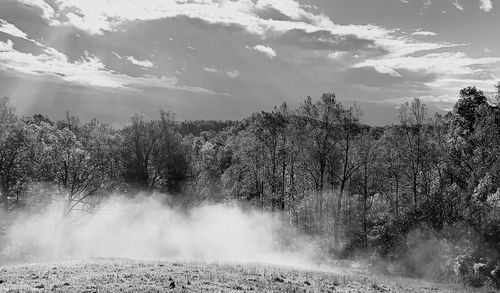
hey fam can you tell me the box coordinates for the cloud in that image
[226,70,240,78]
[0,40,155,88]
[203,67,218,73]
[479,0,493,11]
[202,66,239,79]
[253,45,277,59]
[355,51,500,106]
[126,56,155,68]
[9,0,57,22]
[0,38,220,95]
[425,77,500,93]
[355,52,500,77]
[372,65,402,78]
[328,51,351,61]
[0,19,28,39]
[15,0,455,62]
[412,30,437,36]
[452,0,464,11]
[0,39,14,51]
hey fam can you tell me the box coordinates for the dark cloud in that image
[0,32,45,55]
[253,6,295,22]
[0,1,51,37]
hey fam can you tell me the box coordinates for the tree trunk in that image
[395,174,399,215]
[0,178,9,211]
[334,182,345,247]
[363,163,368,248]
[363,195,367,248]
[413,171,418,205]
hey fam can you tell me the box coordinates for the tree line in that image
[1,84,500,287]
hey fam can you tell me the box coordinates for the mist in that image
[0,193,323,269]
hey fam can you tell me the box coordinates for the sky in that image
[0,0,499,125]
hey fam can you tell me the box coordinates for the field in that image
[0,259,490,293]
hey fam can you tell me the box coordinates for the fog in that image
[0,194,324,270]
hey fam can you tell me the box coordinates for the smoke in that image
[0,193,324,269]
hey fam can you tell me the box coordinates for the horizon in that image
[6,94,453,128]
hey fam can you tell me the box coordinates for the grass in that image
[0,258,497,292]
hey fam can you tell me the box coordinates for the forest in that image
[1,84,500,289]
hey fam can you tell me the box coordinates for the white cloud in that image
[425,77,500,92]
[254,0,329,26]
[126,56,155,68]
[327,51,351,61]
[0,39,14,51]
[420,77,500,110]
[253,45,277,59]
[203,67,218,73]
[112,52,122,59]
[0,39,219,94]
[0,19,28,39]
[226,70,240,78]
[377,37,456,58]
[356,51,500,105]
[373,65,402,77]
[452,0,464,11]
[0,42,122,87]
[479,0,493,11]
[28,0,455,61]
[355,52,500,77]
[412,30,437,36]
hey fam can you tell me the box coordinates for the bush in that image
[454,254,500,288]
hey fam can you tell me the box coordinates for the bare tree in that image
[398,98,428,205]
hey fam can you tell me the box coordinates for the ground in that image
[0,259,492,292]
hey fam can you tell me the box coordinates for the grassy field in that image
[0,258,493,292]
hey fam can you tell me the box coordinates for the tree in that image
[150,111,189,194]
[251,106,290,211]
[295,93,343,231]
[349,130,380,248]
[222,128,266,206]
[27,118,121,215]
[379,127,405,214]
[121,113,158,190]
[121,111,189,194]
[449,87,500,238]
[0,97,27,211]
[398,98,428,205]
[330,104,363,246]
